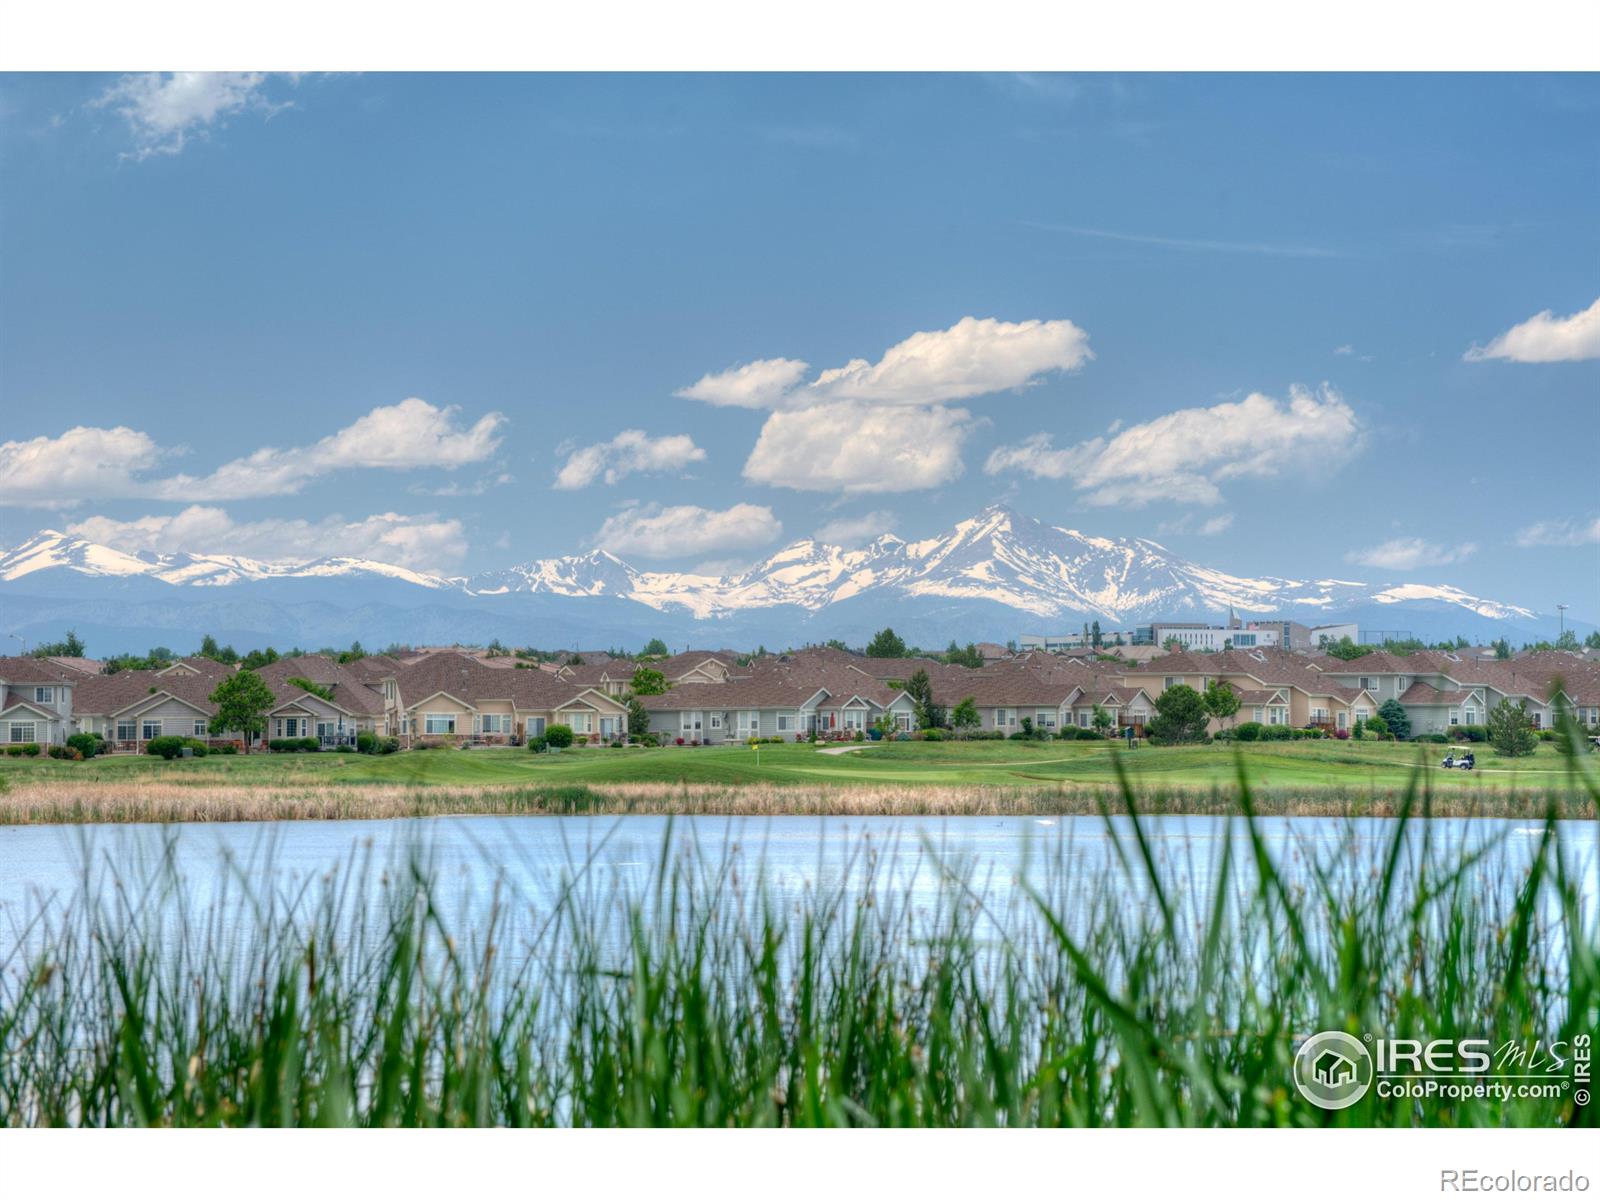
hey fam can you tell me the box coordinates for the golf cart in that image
[1441,746,1476,770]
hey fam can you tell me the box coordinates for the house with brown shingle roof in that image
[638,661,918,742]
[382,651,629,745]
[0,656,84,746]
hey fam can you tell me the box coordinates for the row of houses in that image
[3,642,1597,751]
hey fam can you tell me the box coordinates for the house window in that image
[1311,707,1329,723]
[776,713,792,732]
[34,687,54,704]
[995,708,1013,727]
[1336,711,1347,728]
[1359,677,1375,691]
[1268,707,1287,726]
[1463,708,1477,725]
[1078,711,1091,728]
[1164,677,1183,689]
[680,712,702,736]
[1448,710,1459,726]
[1036,710,1054,728]
[480,714,509,734]
[1396,677,1409,692]
[738,710,760,736]
[8,722,36,742]
[117,720,136,742]
[141,719,162,740]
[424,714,457,735]
[843,709,865,731]
[1252,707,1263,722]
[895,712,914,732]
[526,716,546,737]
[709,712,724,730]
[568,712,593,734]
[1355,708,1369,722]
[194,721,208,737]
[599,716,619,738]
[317,721,337,740]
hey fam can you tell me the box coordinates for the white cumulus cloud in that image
[1464,296,1600,363]
[1346,537,1477,572]
[90,72,289,160]
[675,358,810,409]
[554,430,706,490]
[593,502,782,559]
[984,385,1361,507]
[804,316,1093,406]
[813,511,898,547]
[0,426,165,508]
[1515,516,1600,548]
[64,506,468,573]
[743,402,973,493]
[3,399,504,507]
[154,398,505,500]
[680,317,1092,494]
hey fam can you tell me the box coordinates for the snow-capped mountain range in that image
[0,506,1564,652]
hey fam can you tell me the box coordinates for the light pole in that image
[8,633,25,656]
[1557,603,1568,643]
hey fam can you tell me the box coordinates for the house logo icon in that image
[1293,1031,1373,1110]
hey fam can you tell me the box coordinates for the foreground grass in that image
[1,740,1591,824]
[0,759,1596,1127]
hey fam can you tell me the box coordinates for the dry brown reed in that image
[0,777,1589,825]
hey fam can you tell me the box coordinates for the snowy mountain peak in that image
[0,510,1545,634]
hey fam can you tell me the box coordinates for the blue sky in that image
[1,73,1596,612]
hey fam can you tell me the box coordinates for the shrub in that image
[336,744,355,753]
[1007,730,1029,740]
[1365,716,1389,737]
[380,737,400,754]
[1331,727,1350,739]
[919,728,945,741]
[21,742,40,757]
[4,746,21,757]
[1415,733,1449,743]
[66,732,101,759]
[145,735,188,759]
[217,742,239,754]
[1234,722,1264,742]
[1264,725,1293,741]
[1056,726,1079,740]
[544,724,575,749]
[183,738,210,757]
[356,730,377,754]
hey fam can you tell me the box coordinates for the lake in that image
[2,813,1596,971]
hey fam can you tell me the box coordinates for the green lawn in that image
[1,737,1589,793]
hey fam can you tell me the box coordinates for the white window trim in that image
[423,713,458,736]
[8,722,37,743]
[34,687,54,704]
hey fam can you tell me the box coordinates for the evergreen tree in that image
[903,668,941,728]
[1147,684,1209,744]
[1493,638,1513,660]
[1487,697,1537,757]
[641,638,670,658]
[1377,698,1411,740]
[866,627,908,658]
[1585,631,1600,650]
[626,696,651,741]
[1090,620,1102,648]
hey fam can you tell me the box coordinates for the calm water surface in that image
[2,814,1596,966]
